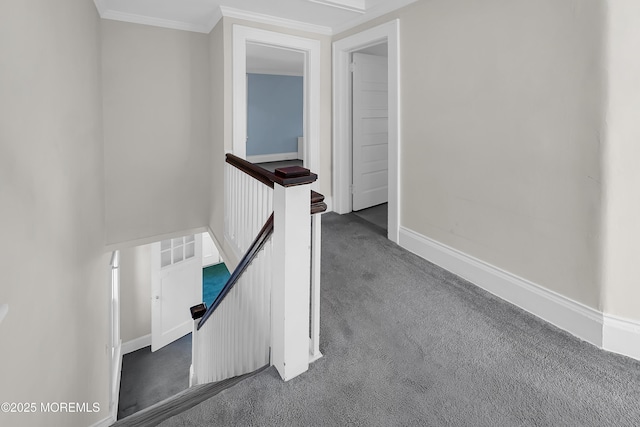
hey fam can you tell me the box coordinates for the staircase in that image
[189,154,326,386]
[110,365,269,427]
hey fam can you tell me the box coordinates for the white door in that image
[352,52,388,211]
[151,234,202,352]
[201,232,221,267]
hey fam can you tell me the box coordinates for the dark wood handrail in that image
[311,190,327,214]
[226,154,276,188]
[195,157,327,329]
[226,153,318,188]
[197,213,275,330]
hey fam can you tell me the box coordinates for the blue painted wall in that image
[247,73,303,156]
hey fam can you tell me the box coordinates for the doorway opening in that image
[245,43,305,173]
[332,20,400,242]
[350,43,389,232]
[232,25,321,190]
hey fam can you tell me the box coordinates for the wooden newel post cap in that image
[274,166,311,178]
[272,166,317,187]
[190,303,207,320]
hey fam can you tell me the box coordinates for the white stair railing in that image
[191,154,325,386]
[224,159,273,260]
[192,234,272,385]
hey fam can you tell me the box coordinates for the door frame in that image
[332,19,400,243]
[232,25,321,190]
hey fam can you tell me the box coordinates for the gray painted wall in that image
[602,0,640,320]
[102,20,212,246]
[247,73,303,157]
[336,0,607,312]
[120,245,152,343]
[0,1,110,425]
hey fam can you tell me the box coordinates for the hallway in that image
[158,212,640,426]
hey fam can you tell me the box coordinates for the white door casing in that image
[232,25,321,190]
[333,19,400,242]
[151,234,203,352]
[352,52,389,211]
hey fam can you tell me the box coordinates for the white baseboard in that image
[122,334,151,354]
[399,226,640,361]
[89,415,115,427]
[399,226,604,346]
[247,152,299,164]
[603,314,640,360]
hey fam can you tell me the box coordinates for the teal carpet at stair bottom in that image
[203,263,230,308]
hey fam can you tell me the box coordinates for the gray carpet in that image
[353,202,388,231]
[160,212,640,426]
[118,334,191,419]
[111,366,269,427]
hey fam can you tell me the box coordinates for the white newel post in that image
[272,179,313,381]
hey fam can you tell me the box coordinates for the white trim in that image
[398,225,640,362]
[97,9,214,34]
[122,334,151,354]
[233,25,322,191]
[398,226,605,346]
[105,225,208,252]
[247,152,300,164]
[309,0,365,14]
[333,0,417,35]
[109,342,122,423]
[603,314,640,360]
[93,0,106,16]
[205,7,224,33]
[309,339,323,363]
[332,20,401,243]
[323,196,333,213]
[298,137,305,160]
[247,68,304,77]
[89,415,115,427]
[207,226,236,273]
[221,6,332,35]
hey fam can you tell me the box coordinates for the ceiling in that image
[94,0,416,35]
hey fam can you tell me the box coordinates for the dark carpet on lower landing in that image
[118,334,191,420]
[160,212,640,426]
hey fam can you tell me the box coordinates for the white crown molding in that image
[204,7,224,33]
[97,8,213,34]
[93,1,414,36]
[93,0,106,16]
[333,0,417,35]
[309,0,366,14]
[220,6,332,36]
